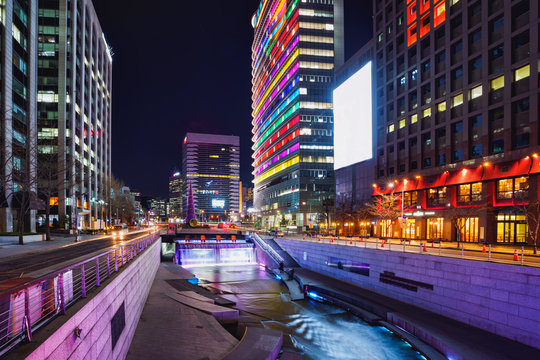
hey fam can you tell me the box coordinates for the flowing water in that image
[188,264,427,360]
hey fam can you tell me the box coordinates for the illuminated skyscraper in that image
[182,132,240,221]
[251,0,343,229]
[37,0,112,229]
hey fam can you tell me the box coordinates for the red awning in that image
[446,166,483,186]
[416,172,449,190]
[529,157,540,174]
[482,157,532,181]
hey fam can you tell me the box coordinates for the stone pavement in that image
[126,263,238,360]
[295,268,540,360]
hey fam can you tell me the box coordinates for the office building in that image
[251,0,343,229]
[372,0,539,243]
[37,0,112,229]
[0,0,39,232]
[182,132,240,221]
[168,171,183,220]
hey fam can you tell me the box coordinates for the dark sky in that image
[92,0,372,198]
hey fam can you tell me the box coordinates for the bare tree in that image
[367,192,402,237]
[513,190,540,254]
[110,176,137,225]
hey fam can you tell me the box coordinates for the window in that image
[411,114,418,123]
[438,153,446,165]
[428,187,446,207]
[514,64,530,82]
[492,139,504,153]
[399,119,406,129]
[471,57,482,71]
[471,144,482,157]
[471,115,482,127]
[453,68,463,79]
[452,93,464,107]
[423,157,431,168]
[457,217,479,242]
[423,108,431,118]
[434,1,446,27]
[490,75,504,90]
[470,85,482,99]
[458,182,482,203]
[403,191,418,208]
[497,177,529,201]
[387,124,395,133]
[437,101,446,112]
[453,149,463,161]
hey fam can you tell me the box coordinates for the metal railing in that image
[250,233,285,265]
[0,231,160,357]
[282,235,540,267]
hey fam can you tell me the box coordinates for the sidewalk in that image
[295,268,540,360]
[0,233,106,260]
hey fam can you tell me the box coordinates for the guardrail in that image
[282,235,540,267]
[0,231,160,357]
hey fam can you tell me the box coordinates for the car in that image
[112,224,128,238]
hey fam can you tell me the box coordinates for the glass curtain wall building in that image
[37,0,112,230]
[251,0,342,229]
[0,0,38,232]
[182,133,240,221]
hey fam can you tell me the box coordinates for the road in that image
[0,230,154,282]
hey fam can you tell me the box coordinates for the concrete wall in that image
[26,238,161,359]
[276,239,540,350]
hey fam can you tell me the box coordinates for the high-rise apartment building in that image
[168,171,183,219]
[251,0,343,229]
[372,0,539,243]
[37,0,112,229]
[182,132,240,221]
[0,0,39,232]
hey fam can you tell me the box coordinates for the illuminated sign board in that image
[212,199,225,208]
[333,61,373,170]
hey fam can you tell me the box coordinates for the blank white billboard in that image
[333,61,372,170]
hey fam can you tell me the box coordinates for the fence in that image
[0,231,160,357]
[282,235,540,267]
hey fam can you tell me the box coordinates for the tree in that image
[513,190,540,254]
[367,192,402,237]
[110,177,137,224]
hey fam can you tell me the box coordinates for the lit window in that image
[378,33,383,42]
[452,93,463,108]
[411,114,418,123]
[399,119,406,128]
[470,85,482,99]
[490,75,504,90]
[400,76,406,86]
[388,124,395,133]
[299,88,307,95]
[434,1,446,27]
[407,24,417,47]
[514,64,530,82]
[451,0,460,5]
[437,101,446,112]
[423,108,431,118]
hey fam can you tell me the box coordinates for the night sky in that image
[92,0,372,198]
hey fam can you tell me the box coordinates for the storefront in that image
[496,213,528,243]
[456,217,479,242]
[401,218,416,238]
[426,217,444,239]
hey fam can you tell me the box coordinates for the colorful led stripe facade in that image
[251,0,340,228]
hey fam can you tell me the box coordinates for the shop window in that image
[497,213,528,243]
[402,218,417,239]
[427,218,444,239]
[457,217,479,242]
[403,191,418,208]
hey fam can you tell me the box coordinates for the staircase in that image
[262,237,300,268]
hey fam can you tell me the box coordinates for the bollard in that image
[376,238,378,248]
[521,246,524,265]
[115,249,118,272]
[58,272,66,314]
[461,243,464,258]
[488,244,491,261]
[419,243,422,254]
[121,246,124,266]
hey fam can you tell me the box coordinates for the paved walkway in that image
[126,263,238,360]
[295,268,540,360]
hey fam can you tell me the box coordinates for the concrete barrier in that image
[21,238,161,359]
[276,238,540,350]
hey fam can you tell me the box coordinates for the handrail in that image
[0,231,161,357]
[250,233,285,265]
